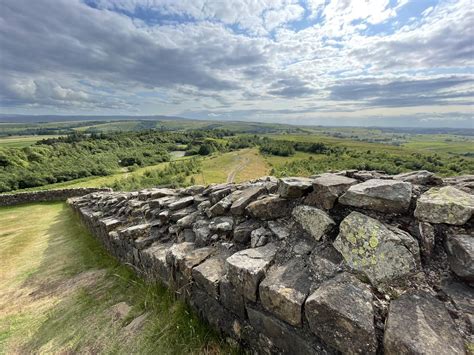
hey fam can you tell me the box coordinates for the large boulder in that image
[305,273,377,354]
[259,259,311,326]
[339,179,412,213]
[446,234,474,281]
[384,291,465,355]
[246,196,291,220]
[278,177,313,198]
[292,205,335,241]
[333,211,420,288]
[414,186,474,225]
[393,170,442,185]
[305,174,358,209]
[225,244,278,302]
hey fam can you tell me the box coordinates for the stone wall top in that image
[68,170,473,354]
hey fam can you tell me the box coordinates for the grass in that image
[0,135,60,148]
[191,148,270,185]
[0,202,237,354]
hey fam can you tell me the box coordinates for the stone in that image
[339,179,412,213]
[230,186,265,215]
[165,242,195,268]
[414,186,474,225]
[441,279,474,320]
[148,188,177,198]
[418,222,436,260]
[209,187,233,204]
[393,170,442,185]
[384,291,465,355]
[267,220,290,240]
[140,243,171,284]
[219,277,246,318]
[334,211,420,288]
[233,220,260,243]
[246,196,291,220]
[192,257,226,299]
[193,220,211,246]
[305,273,376,354]
[250,227,271,248]
[225,243,278,302]
[168,196,194,210]
[247,306,320,355]
[179,247,214,278]
[169,206,196,222]
[208,197,232,216]
[209,216,234,233]
[278,177,313,198]
[176,211,200,228]
[259,259,311,326]
[305,174,358,209]
[182,185,206,195]
[292,205,335,241]
[446,234,474,281]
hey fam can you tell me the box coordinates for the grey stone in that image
[250,227,271,248]
[305,273,377,354]
[230,186,265,215]
[209,216,234,233]
[415,186,474,225]
[209,187,233,204]
[193,220,211,246]
[446,234,474,281]
[192,257,226,299]
[418,222,436,260]
[292,205,335,241]
[165,242,195,268]
[393,170,442,185]
[140,243,171,284]
[305,174,358,209]
[246,195,291,220]
[219,277,246,318]
[226,243,278,302]
[441,279,474,319]
[168,196,194,210]
[208,197,232,216]
[176,211,200,228]
[384,291,465,355]
[278,177,313,198]
[169,206,196,222]
[267,220,290,240]
[179,247,214,278]
[339,179,412,213]
[233,220,260,243]
[334,211,420,288]
[182,185,206,195]
[247,306,320,355]
[259,259,311,326]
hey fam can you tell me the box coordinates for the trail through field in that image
[0,202,235,354]
[227,156,250,183]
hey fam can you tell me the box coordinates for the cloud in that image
[329,76,474,107]
[0,0,473,127]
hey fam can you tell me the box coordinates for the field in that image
[191,148,270,185]
[0,202,236,354]
[0,135,60,148]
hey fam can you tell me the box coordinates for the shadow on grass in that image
[18,203,236,354]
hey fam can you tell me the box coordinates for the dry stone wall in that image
[0,188,112,206]
[68,170,474,354]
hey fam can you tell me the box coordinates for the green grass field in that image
[0,135,60,148]
[0,202,236,354]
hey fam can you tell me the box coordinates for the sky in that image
[0,0,473,127]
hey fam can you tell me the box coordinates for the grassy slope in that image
[0,202,236,354]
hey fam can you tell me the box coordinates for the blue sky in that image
[0,0,472,127]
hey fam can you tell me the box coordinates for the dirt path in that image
[227,156,250,183]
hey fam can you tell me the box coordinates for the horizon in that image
[1,0,473,128]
